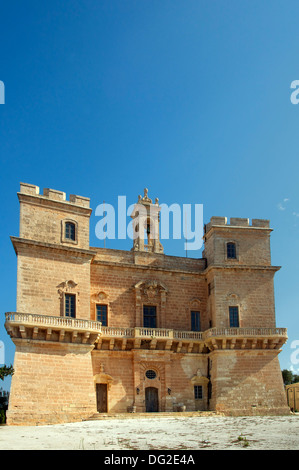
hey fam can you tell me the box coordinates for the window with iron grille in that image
[227,242,236,259]
[96,304,107,326]
[145,370,157,380]
[194,385,203,399]
[65,294,76,318]
[229,306,239,327]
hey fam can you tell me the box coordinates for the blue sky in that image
[1,0,299,390]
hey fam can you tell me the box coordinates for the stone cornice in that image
[17,192,92,217]
[10,236,97,259]
[204,264,281,274]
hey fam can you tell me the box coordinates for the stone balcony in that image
[203,327,288,351]
[4,313,287,352]
[5,312,102,346]
[98,326,204,353]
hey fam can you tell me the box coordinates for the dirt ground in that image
[0,414,299,450]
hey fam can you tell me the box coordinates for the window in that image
[96,304,107,326]
[65,222,76,241]
[143,305,157,328]
[191,311,201,331]
[227,242,236,259]
[145,370,157,380]
[194,385,203,399]
[65,294,76,318]
[229,306,239,327]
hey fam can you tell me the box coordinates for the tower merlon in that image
[19,182,90,208]
[205,216,270,233]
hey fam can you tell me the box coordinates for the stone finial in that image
[141,188,152,203]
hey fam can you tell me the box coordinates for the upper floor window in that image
[227,242,236,259]
[143,305,157,328]
[62,219,78,244]
[96,304,107,326]
[65,222,76,241]
[229,306,239,327]
[191,311,201,331]
[65,293,76,318]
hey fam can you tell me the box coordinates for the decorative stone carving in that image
[57,280,78,298]
[91,291,108,303]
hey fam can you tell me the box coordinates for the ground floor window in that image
[194,385,203,399]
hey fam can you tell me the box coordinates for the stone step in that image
[83,411,217,421]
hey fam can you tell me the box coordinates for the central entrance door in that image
[96,384,108,412]
[145,387,159,412]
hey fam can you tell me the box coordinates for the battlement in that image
[19,183,90,208]
[205,216,270,233]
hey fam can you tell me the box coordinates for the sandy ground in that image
[0,414,299,450]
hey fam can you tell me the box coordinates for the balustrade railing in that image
[5,313,287,342]
[5,312,102,332]
[203,327,287,338]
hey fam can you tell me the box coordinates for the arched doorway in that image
[145,387,159,412]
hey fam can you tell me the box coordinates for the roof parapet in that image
[205,216,270,233]
[19,182,90,208]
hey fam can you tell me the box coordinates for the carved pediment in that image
[91,291,108,303]
[57,280,78,297]
[189,298,201,309]
[57,280,78,290]
[134,280,168,299]
[191,374,209,385]
[226,293,240,303]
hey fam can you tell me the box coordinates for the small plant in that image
[237,434,249,447]
[0,409,6,424]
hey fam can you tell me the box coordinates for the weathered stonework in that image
[4,184,289,425]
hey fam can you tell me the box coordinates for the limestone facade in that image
[4,183,289,425]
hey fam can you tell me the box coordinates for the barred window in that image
[194,385,203,399]
[145,370,157,380]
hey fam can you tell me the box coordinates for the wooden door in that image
[145,387,159,412]
[96,384,108,412]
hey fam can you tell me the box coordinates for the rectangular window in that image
[229,306,239,327]
[194,385,203,399]
[191,311,201,331]
[143,305,157,328]
[227,242,236,259]
[96,304,107,326]
[65,222,76,241]
[65,294,76,318]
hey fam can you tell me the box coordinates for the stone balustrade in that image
[4,312,287,352]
